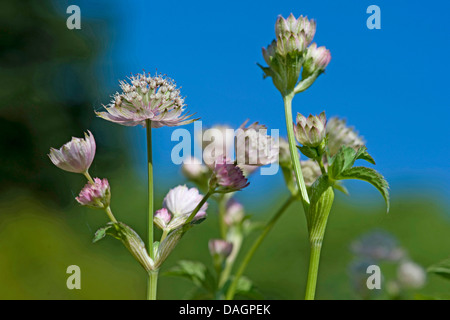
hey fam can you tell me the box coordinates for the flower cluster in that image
[326,117,365,156]
[260,14,331,94]
[96,72,197,128]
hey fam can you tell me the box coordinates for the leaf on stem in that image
[427,258,450,280]
[338,166,390,212]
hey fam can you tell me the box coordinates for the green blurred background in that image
[0,1,449,300]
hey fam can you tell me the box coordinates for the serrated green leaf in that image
[427,258,450,280]
[92,224,114,243]
[329,146,377,179]
[164,260,216,294]
[297,145,318,159]
[228,276,264,300]
[355,146,376,165]
[328,146,357,179]
[338,166,390,212]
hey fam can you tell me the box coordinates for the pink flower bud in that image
[209,157,249,193]
[208,239,233,258]
[224,198,245,226]
[294,112,327,147]
[304,43,331,74]
[154,208,172,230]
[76,178,110,209]
[48,131,96,174]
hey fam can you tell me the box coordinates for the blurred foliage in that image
[0,175,448,299]
[0,0,126,206]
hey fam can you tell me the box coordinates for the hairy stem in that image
[225,196,295,300]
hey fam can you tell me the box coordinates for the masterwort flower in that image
[301,160,322,187]
[198,125,235,168]
[326,117,365,156]
[154,185,208,231]
[235,120,279,166]
[76,178,111,209]
[48,131,96,174]
[209,239,233,259]
[294,112,327,148]
[209,157,249,193]
[97,72,197,128]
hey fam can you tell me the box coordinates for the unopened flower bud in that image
[48,131,96,174]
[294,112,327,148]
[303,43,331,76]
[76,178,111,209]
[208,239,233,258]
[224,198,245,226]
[154,208,172,230]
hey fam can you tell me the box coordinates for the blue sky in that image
[57,1,449,203]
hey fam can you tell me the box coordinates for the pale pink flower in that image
[235,120,279,166]
[209,157,249,193]
[208,239,233,258]
[224,198,245,226]
[96,73,197,128]
[48,131,96,174]
[157,185,208,231]
[76,178,110,209]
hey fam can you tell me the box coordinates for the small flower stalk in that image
[48,131,96,174]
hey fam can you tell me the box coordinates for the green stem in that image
[225,196,295,300]
[104,206,118,223]
[160,229,169,243]
[146,119,155,301]
[218,195,227,239]
[305,242,322,300]
[317,157,326,175]
[83,171,95,184]
[185,190,213,225]
[146,119,154,258]
[147,270,158,300]
[283,94,310,211]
